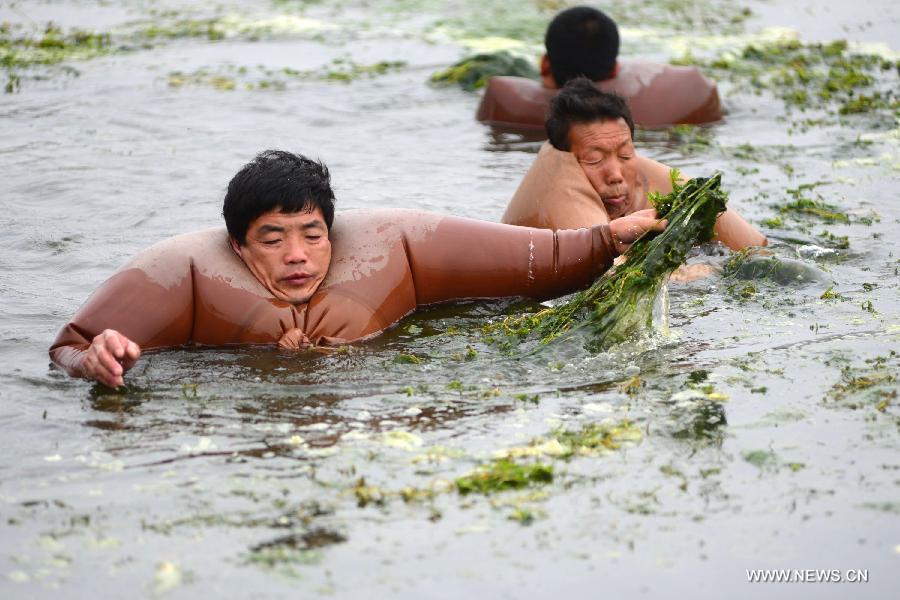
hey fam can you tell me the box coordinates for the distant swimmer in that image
[50,150,667,388]
[476,5,723,130]
[502,78,765,251]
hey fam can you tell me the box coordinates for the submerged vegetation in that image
[489,171,726,351]
[722,249,824,286]
[675,38,900,122]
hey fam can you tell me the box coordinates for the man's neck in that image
[542,61,620,90]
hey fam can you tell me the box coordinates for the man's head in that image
[542,6,619,88]
[546,78,640,219]
[223,150,335,304]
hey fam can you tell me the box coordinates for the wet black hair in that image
[223,149,335,245]
[545,77,635,151]
[545,6,619,86]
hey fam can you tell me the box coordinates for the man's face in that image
[231,207,332,304]
[569,118,640,219]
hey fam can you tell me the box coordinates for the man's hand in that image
[609,208,667,254]
[278,328,313,351]
[83,329,141,388]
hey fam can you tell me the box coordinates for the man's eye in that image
[262,239,281,246]
[619,154,633,160]
[306,235,322,242]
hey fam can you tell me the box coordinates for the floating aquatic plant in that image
[430,50,538,91]
[825,352,898,412]
[169,59,406,91]
[1,21,113,92]
[491,171,726,351]
[675,38,900,122]
[455,459,553,495]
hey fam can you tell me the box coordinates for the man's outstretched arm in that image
[50,240,195,386]
[400,211,665,306]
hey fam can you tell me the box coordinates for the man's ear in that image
[609,61,620,79]
[540,54,557,89]
[229,236,243,259]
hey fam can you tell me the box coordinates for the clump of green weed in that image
[489,171,726,351]
[675,38,899,122]
[430,50,538,91]
[455,459,553,495]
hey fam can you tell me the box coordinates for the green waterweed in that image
[675,38,900,122]
[429,50,538,91]
[489,171,726,351]
[455,459,553,495]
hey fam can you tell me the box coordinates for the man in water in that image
[502,78,766,251]
[477,5,722,130]
[51,150,668,388]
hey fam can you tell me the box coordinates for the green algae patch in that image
[169,70,238,90]
[352,477,389,508]
[430,50,538,91]
[455,459,553,495]
[655,124,716,155]
[742,449,778,470]
[246,528,347,568]
[1,22,113,91]
[318,59,407,83]
[488,172,726,351]
[1,22,112,69]
[743,449,805,473]
[395,353,424,365]
[820,286,846,301]
[132,13,334,42]
[137,18,227,41]
[779,185,851,224]
[551,421,643,456]
[675,38,900,123]
[498,420,642,461]
[168,59,406,91]
[825,352,898,412]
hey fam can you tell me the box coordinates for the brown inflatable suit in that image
[476,61,723,131]
[50,209,617,376]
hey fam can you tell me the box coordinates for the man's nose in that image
[605,159,624,184]
[283,239,308,264]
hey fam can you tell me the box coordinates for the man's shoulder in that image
[614,60,714,85]
[477,76,553,128]
[132,228,228,260]
[331,209,445,239]
[121,228,233,282]
[605,60,721,126]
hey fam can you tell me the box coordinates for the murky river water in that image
[1,0,898,597]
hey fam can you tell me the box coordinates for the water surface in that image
[1,0,898,598]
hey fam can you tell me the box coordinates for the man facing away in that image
[476,5,723,130]
[502,78,766,251]
[50,150,668,388]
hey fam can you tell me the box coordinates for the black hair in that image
[223,150,335,245]
[545,6,619,86]
[545,77,635,151]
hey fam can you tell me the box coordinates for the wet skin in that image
[569,118,642,220]
[230,207,333,305]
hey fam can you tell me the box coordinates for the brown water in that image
[1,0,898,598]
